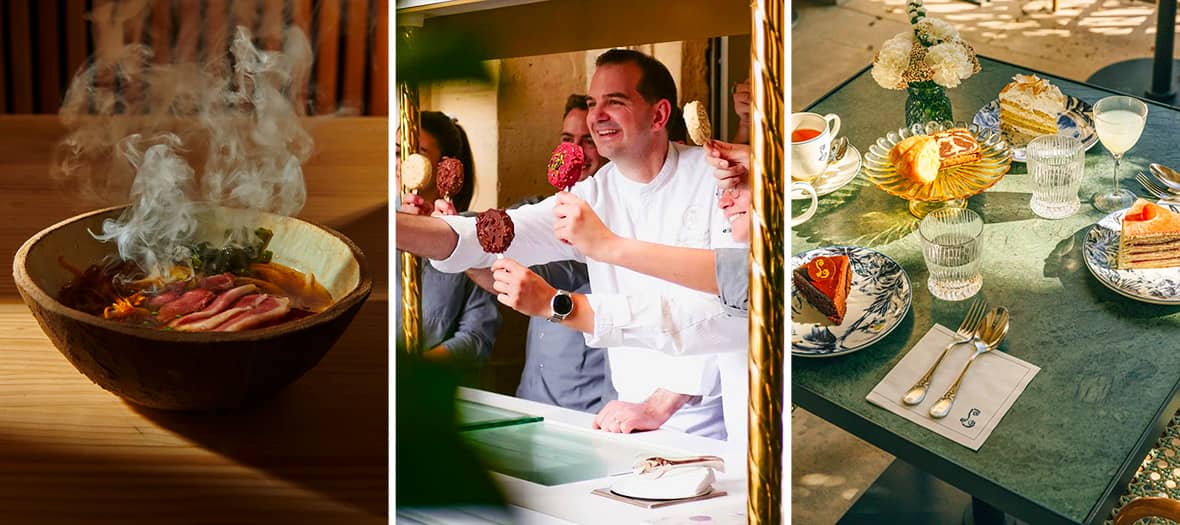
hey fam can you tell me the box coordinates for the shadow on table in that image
[130,299,389,518]
[969,191,1037,224]
[794,186,1042,252]
[793,178,922,249]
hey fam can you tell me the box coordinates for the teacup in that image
[792,182,819,227]
[791,112,841,183]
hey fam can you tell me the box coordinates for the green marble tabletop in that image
[792,56,1180,525]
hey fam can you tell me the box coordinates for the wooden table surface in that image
[0,116,388,523]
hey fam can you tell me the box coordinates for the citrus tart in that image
[1119,199,1180,269]
[792,254,852,324]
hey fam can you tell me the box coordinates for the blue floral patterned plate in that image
[971,96,1097,163]
[1084,203,1180,304]
[792,246,912,358]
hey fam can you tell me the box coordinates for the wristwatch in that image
[547,290,574,323]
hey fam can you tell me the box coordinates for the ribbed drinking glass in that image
[1027,135,1085,219]
[919,207,984,301]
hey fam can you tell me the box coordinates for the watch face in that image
[553,293,574,316]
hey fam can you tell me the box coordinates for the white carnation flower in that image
[925,43,971,88]
[872,38,914,89]
[879,38,914,63]
[918,18,960,43]
[871,61,905,89]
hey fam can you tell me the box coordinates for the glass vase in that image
[905,81,953,126]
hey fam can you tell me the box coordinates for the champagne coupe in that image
[1093,96,1148,212]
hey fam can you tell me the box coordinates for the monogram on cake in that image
[792,254,852,324]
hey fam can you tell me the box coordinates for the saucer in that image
[792,144,861,200]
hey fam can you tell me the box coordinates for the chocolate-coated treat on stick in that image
[684,100,713,146]
[400,153,433,193]
[547,142,584,191]
[476,208,515,257]
[436,157,464,202]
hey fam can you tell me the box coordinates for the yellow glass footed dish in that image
[863,121,1013,217]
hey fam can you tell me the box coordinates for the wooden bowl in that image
[12,205,372,410]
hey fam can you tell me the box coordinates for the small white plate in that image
[609,467,715,500]
[971,96,1097,163]
[1084,203,1180,304]
[792,144,862,200]
[792,246,912,358]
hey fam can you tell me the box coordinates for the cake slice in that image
[998,74,1065,147]
[931,128,982,168]
[1118,199,1180,269]
[793,254,853,324]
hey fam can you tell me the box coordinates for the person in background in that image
[397,111,501,385]
[730,79,751,144]
[464,94,615,413]
[559,94,607,181]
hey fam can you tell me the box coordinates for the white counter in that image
[457,388,748,525]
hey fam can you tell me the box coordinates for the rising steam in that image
[53,1,314,281]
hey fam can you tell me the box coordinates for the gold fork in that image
[902,297,987,405]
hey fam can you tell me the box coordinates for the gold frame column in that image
[397,25,422,356]
[748,0,785,523]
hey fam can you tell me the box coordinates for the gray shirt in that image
[715,248,749,317]
[394,256,501,368]
[516,260,616,413]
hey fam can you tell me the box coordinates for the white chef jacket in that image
[585,293,747,356]
[585,293,750,447]
[433,143,746,440]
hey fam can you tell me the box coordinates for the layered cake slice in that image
[998,74,1066,147]
[793,254,853,324]
[1119,199,1180,269]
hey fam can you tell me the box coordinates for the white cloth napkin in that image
[866,324,1040,451]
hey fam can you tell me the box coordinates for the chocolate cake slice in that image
[792,254,852,324]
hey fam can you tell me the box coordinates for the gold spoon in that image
[929,306,1010,419]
